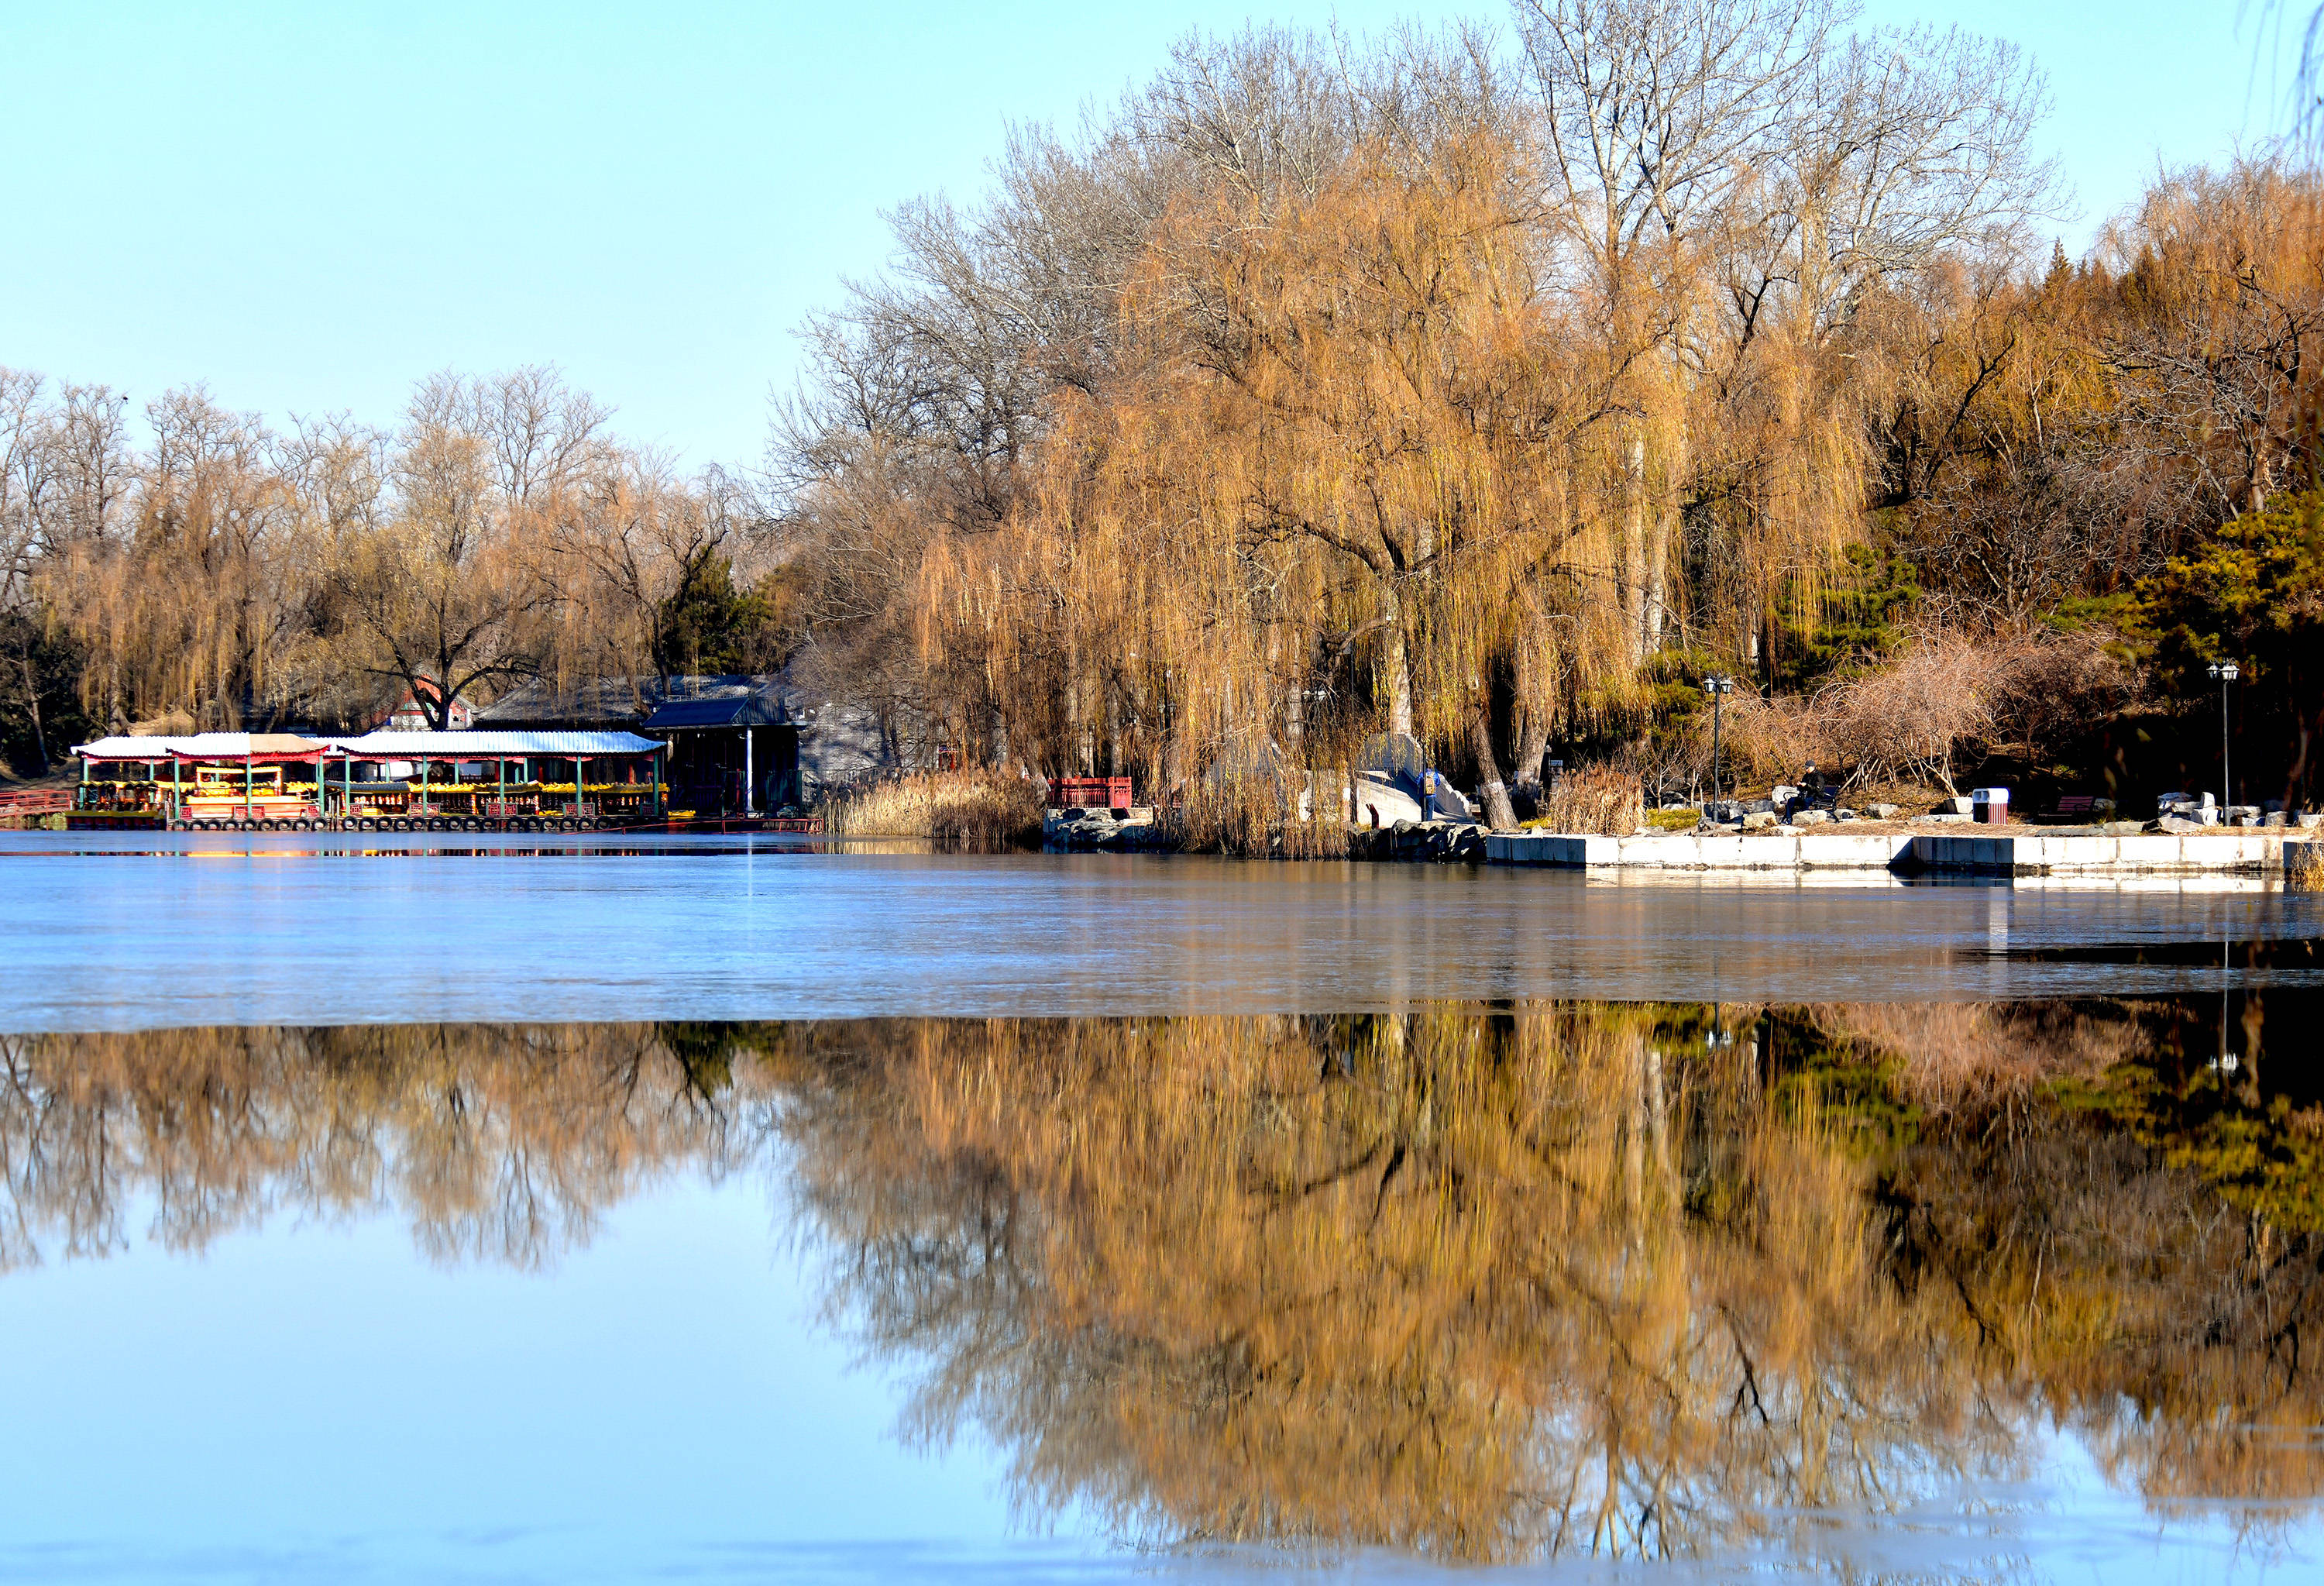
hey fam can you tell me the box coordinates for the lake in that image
[3,831,2321,1027]
[3,831,2322,1583]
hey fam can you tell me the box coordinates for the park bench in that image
[2035,794,2111,824]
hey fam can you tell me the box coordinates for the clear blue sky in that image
[0,1,2296,471]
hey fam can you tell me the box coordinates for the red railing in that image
[0,790,74,814]
[1049,776,1134,810]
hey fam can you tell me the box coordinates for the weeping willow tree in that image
[778,6,2057,834]
[921,134,1640,833]
[36,387,327,733]
[0,363,770,741]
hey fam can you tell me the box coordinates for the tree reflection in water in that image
[3,999,2321,1564]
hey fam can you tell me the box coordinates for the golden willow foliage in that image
[780,18,2324,812]
[9,1007,2324,1555]
[932,136,1626,821]
[0,366,766,747]
[780,12,2062,825]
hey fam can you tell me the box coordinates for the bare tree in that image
[328,387,556,728]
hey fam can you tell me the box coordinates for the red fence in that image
[0,790,73,815]
[1048,776,1133,810]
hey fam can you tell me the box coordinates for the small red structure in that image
[1050,776,1133,812]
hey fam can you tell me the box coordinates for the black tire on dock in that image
[358,817,376,831]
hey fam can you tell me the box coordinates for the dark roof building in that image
[476,674,796,730]
[476,673,896,814]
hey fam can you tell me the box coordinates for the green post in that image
[498,756,506,821]
[172,755,180,824]
[245,752,253,818]
[420,757,429,820]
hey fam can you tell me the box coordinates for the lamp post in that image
[2208,660,2240,810]
[1704,676,1736,809]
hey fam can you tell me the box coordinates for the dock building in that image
[70,729,666,831]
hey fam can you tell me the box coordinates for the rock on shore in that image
[1042,806,1174,851]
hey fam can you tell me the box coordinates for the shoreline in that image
[1489,827,2319,879]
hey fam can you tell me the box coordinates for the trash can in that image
[1972,786,2010,826]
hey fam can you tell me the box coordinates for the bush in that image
[1682,629,2132,797]
[825,770,1044,848]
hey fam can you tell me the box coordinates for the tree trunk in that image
[1466,705,1518,831]
[1381,603,1414,738]
[1511,701,1552,801]
[1642,484,1673,657]
[1622,428,1648,669]
[18,646,50,776]
[1511,615,1556,802]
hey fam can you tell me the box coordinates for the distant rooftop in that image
[476,674,806,730]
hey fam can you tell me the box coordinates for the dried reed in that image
[1539,765,1644,834]
[823,769,1044,848]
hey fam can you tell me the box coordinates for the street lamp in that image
[1704,676,1736,808]
[2208,660,2240,810]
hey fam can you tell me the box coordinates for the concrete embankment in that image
[1488,829,2316,878]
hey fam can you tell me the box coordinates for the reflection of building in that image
[377,677,474,731]
[476,673,899,815]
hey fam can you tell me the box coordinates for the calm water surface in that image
[4,831,2322,1026]
[5,835,2323,1581]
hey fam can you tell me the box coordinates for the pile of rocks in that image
[1695,793,1895,831]
[1042,806,1174,852]
[2145,793,2316,832]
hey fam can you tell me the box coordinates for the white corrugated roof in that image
[73,733,325,759]
[319,731,662,756]
[77,729,662,760]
